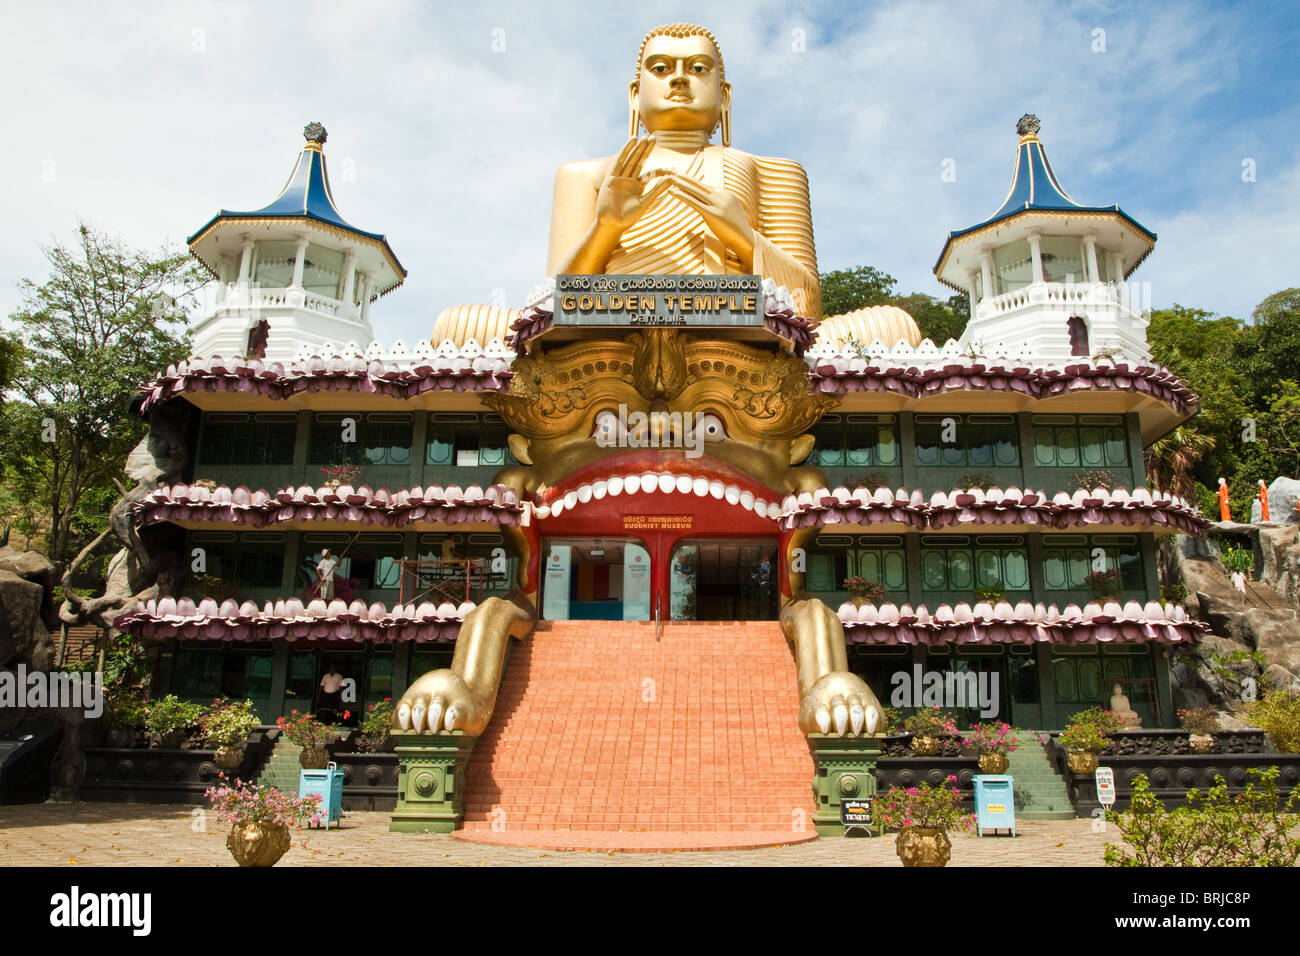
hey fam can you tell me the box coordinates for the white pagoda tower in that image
[185,122,406,362]
[934,115,1156,361]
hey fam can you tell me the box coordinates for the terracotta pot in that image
[226,822,290,867]
[978,752,1009,774]
[214,744,245,769]
[299,747,330,769]
[1188,733,1214,754]
[910,735,942,756]
[896,826,952,867]
[1067,750,1100,775]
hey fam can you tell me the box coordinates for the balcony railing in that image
[977,281,1146,323]
[211,284,351,319]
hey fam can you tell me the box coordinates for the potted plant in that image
[206,775,323,867]
[321,463,364,490]
[843,576,888,607]
[104,693,147,747]
[142,694,205,749]
[961,720,1018,774]
[1085,569,1123,601]
[357,697,396,753]
[1059,707,1119,774]
[906,706,957,755]
[1178,706,1219,754]
[202,698,259,768]
[276,710,335,768]
[871,775,974,867]
[971,585,1004,605]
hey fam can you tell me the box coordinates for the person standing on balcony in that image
[316,548,341,601]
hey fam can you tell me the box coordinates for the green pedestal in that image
[808,734,883,837]
[389,732,478,833]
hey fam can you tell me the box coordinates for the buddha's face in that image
[635,34,728,134]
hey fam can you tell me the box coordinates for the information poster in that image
[542,545,572,620]
[623,543,651,621]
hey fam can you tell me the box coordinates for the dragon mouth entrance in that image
[532,453,783,522]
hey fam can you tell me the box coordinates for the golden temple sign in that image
[622,514,695,530]
[555,274,761,328]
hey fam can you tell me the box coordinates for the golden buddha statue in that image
[432,23,921,350]
[547,23,820,317]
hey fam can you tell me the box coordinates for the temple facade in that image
[119,112,1206,744]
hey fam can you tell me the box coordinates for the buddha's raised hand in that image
[594,137,673,235]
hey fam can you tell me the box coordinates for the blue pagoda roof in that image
[186,123,405,290]
[934,116,1155,288]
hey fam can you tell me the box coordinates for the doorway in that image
[669,538,779,621]
[541,537,652,621]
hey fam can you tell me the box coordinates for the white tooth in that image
[534,505,551,519]
[850,704,864,735]
[577,484,593,503]
[443,706,459,732]
[833,703,849,736]
[552,499,565,516]
[755,499,768,517]
[564,490,579,509]
[692,477,709,497]
[411,701,426,732]
[625,475,641,494]
[396,703,411,730]
[657,473,675,494]
[709,480,725,500]
[592,480,608,500]
[725,485,741,505]
[608,476,624,496]
[865,706,879,734]
[815,709,831,734]
[675,474,692,494]
[429,700,444,732]
[740,491,755,510]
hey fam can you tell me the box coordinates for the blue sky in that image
[2,0,1297,344]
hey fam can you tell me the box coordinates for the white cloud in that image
[1,0,1295,343]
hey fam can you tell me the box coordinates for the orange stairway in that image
[455,620,819,851]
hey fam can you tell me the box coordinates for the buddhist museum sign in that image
[554,273,761,328]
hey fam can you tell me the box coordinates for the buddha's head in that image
[631,24,731,142]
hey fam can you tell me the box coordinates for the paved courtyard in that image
[0,802,1111,866]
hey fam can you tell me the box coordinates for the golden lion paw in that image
[394,670,482,734]
[799,671,885,737]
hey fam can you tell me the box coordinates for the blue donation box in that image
[299,763,343,830]
[972,775,1015,836]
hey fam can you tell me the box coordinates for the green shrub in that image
[201,698,259,747]
[1221,545,1255,575]
[142,694,204,744]
[1104,769,1300,867]
[1252,687,1300,754]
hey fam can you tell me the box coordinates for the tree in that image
[2,222,203,568]
[1144,425,1216,500]
[819,266,897,316]
[818,266,969,344]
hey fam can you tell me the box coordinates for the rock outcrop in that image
[1165,530,1300,722]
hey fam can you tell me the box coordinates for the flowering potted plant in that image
[143,694,205,749]
[961,721,1018,774]
[276,710,336,768]
[871,775,974,867]
[206,775,322,867]
[357,698,396,753]
[843,576,888,606]
[321,463,364,489]
[1086,569,1123,601]
[905,706,957,755]
[202,698,259,768]
[1178,706,1219,754]
[1059,707,1117,774]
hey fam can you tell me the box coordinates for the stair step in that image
[460,621,814,832]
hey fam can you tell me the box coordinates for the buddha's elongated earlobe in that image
[720,82,732,147]
[628,82,640,138]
